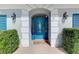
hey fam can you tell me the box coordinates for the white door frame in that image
[29,8,51,46]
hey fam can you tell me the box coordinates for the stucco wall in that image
[0,9,22,46]
[20,8,63,47]
[50,8,79,47]
[20,9,30,47]
[50,9,62,47]
[2,8,73,48]
[0,9,30,47]
[58,8,79,28]
[1,5,79,48]
[57,8,79,47]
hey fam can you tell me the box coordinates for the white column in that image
[20,10,30,47]
[51,9,60,47]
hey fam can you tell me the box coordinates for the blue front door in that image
[31,15,48,40]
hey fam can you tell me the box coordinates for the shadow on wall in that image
[57,14,67,47]
[55,32,63,48]
[62,18,66,23]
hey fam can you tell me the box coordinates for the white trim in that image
[29,8,51,46]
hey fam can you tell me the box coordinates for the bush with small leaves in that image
[63,28,79,54]
[0,30,19,54]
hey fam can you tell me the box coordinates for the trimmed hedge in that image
[0,30,19,54]
[63,28,79,54]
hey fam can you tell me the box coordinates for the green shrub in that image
[0,30,19,54]
[63,28,79,54]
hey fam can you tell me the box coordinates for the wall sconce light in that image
[63,12,68,19]
[11,12,16,24]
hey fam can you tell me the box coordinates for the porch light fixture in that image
[11,12,16,24]
[63,12,68,19]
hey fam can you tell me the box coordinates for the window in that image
[0,15,7,30]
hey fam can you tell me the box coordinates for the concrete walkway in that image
[14,43,67,54]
